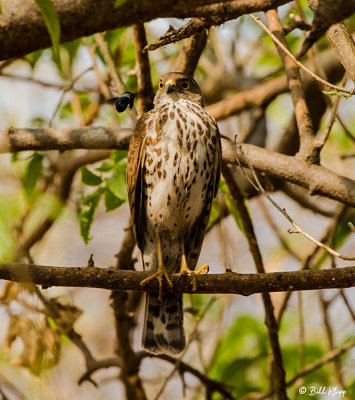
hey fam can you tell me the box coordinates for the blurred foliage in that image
[78,150,128,243]
[34,0,61,65]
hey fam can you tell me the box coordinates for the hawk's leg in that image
[179,241,209,292]
[140,236,173,301]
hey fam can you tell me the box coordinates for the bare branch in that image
[132,24,154,115]
[173,31,208,76]
[0,0,292,61]
[265,10,317,163]
[327,23,355,85]
[0,127,131,153]
[0,261,354,294]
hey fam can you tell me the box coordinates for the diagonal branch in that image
[138,351,235,399]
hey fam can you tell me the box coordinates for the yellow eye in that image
[181,81,190,89]
[159,81,164,90]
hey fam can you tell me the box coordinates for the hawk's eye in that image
[159,81,164,90]
[181,81,190,90]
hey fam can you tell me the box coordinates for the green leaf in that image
[208,198,220,230]
[219,181,245,236]
[110,149,128,163]
[34,0,61,65]
[95,160,115,172]
[95,150,127,172]
[106,159,128,201]
[23,153,44,199]
[114,0,127,7]
[208,315,268,396]
[104,189,125,212]
[81,166,102,186]
[78,188,104,244]
[61,39,81,66]
[322,90,351,99]
[25,49,44,67]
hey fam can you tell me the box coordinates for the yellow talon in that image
[140,236,173,301]
[179,241,209,292]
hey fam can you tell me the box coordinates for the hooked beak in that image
[165,80,175,94]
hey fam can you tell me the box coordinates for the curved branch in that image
[0,261,354,294]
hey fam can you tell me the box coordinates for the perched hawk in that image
[127,72,221,354]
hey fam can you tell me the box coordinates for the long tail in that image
[142,293,185,354]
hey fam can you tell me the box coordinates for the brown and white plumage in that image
[127,72,221,354]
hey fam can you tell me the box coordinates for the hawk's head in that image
[154,72,204,107]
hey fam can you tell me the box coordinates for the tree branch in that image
[2,129,355,207]
[132,24,154,115]
[138,352,235,399]
[0,127,132,153]
[0,262,354,294]
[265,10,318,163]
[0,0,292,61]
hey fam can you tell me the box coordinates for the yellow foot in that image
[140,268,173,301]
[180,264,209,292]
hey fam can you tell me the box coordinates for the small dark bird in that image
[107,92,135,113]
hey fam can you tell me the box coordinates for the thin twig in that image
[317,73,348,148]
[234,142,355,261]
[138,350,235,400]
[276,205,347,324]
[318,292,347,392]
[94,33,136,120]
[49,66,94,127]
[249,14,355,96]
[244,340,355,400]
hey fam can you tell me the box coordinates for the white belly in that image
[143,100,216,238]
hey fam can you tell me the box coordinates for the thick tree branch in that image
[223,140,355,207]
[2,128,355,207]
[0,127,131,153]
[173,31,208,76]
[0,262,354,294]
[143,0,291,52]
[327,23,355,85]
[265,10,318,163]
[0,0,292,61]
[132,24,154,115]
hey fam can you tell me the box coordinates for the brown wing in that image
[127,116,147,251]
[185,123,222,269]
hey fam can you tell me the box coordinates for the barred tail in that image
[142,293,185,355]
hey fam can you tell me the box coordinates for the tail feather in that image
[142,293,185,354]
